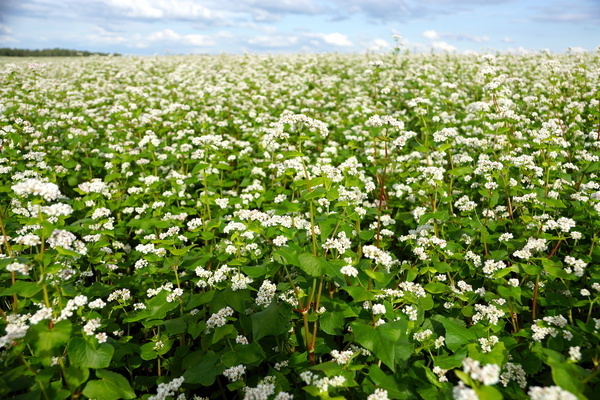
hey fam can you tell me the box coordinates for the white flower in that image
[367,388,389,400]
[83,318,102,336]
[462,357,500,385]
[243,382,276,400]
[331,349,354,365]
[206,306,234,332]
[148,377,185,400]
[215,198,229,208]
[96,332,108,343]
[12,178,62,201]
[528,386,577,400]
[372,304,386,315]
[223,364,246,381]
[273,235,288,246]
[478,336,499,353]
[452,381,478,400]
[256,280,277,308]
[6,262,31,275]
[413,329,433,342]
[568,346,581,362]
[322,231,352,254]
[236,335,249,345]
[499,232,513,242]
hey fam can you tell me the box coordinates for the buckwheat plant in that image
[0,48,598,399]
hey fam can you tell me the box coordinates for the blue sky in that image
[0,0,598,55]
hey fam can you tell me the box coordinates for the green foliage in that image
[0,49,599,399]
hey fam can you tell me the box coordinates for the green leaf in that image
[344,286,374,301]
[542,261,573,280]
[303,187,326,201]
[520,263,542,275]
[186,290,215,310]
[367,365,411,398]
[434,349,468,370]
[551,366,585,399]
[212,324,236,344]
[183,351,222,385]
[64,366,89,391]
[539,198,566,208]
[0,281,42,298]
[30,320,72,365]
[82,370,135,400]
[67,337,114,369]
[169,245,195,256]
[252,302,290,340]
[54,246,82,258]
[283,151,304,158]
[448,167,473,176]
[425,282,448,294]
[419,211,449,225]
[437,317,476,351]
[140,339,173,360]
[297,253,325,277]
[466,342,507,366]
[123,291,178,323]
[320,310,345,335]
[221,342,265,367]
[351,319,413,372]
[161,317,186,336]
[474,385,503,400]
[272,247,300,267]
[542,349,586,399]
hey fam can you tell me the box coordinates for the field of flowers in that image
[0,49,599,400]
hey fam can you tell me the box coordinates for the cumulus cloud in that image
[1,0,595,55]
[0,24,12,34]
[146,29,214,46]
[88,27,215,50]
[532,1,600,24]
[329,0,513,22]
[246,35,299,48]
[88,26,131,45]
[422,30,439,40]
[3,0,229,26]
[422,29,489,43]
[98,0,229,25]
[368,38,391,51]
[310,32,353,47]
[432,41,457,52]
[0,35,17,44]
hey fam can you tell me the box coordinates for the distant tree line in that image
[0,48,120,57]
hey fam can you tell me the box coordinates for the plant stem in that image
[532,274,540,321]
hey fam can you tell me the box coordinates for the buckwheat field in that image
[1,50,599,399]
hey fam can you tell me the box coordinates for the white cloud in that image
[368,38,391,51]
[422,30,439,40]
[98,0,221,21]
[0,36,17,44]
[88,27,215,49]
[422,29,489,43]
[502,36,514,43]
[247,35,299,48]
[146,29,214,46]
[314,32,352,47]
[0,24,16,44]
[88,26,131,45]
[0,24,13,34]
[432,41,457,52]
